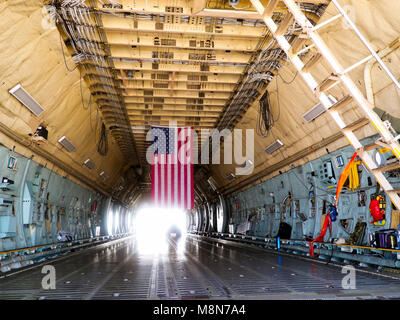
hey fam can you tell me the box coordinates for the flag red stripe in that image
[151,153,155,204]
[171,154,175,206]
[158,155,162,206]
[190,127,194,208]
[183,127,188,210]
[164,155,168,206]
[177,127,181,209]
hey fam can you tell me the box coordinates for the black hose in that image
[256,90,276,137]
[97,123,108,156]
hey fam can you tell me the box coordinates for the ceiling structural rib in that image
[111,61,247,74]
[118,82,237,92]
[100,16,266,38]
[125,105,225,112]
[123,90,231,99]
[109,46,253,65]
[118,73,241,84]
[106,32,261,52]
[124,99,226,106]
[94,0,329,19]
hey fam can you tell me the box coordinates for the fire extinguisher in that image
[369,195,385,224]
[235,199,239,210]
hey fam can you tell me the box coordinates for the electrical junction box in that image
[319,160,336,185]
[0,215,16,238]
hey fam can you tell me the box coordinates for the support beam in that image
[119,82,236,92]
[123,90,231,100]
[105,32,261,52]
[123,97,226,106]
[112,61,245,74]
[129,119,216,126]
[125,104,225,112]
[109,45,253,64]
[117,72,240,84]
[94,0,329,19]
[101,16,267,38]
[128,111,220,117]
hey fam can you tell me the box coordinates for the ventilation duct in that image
[58,136,76,152]
[302,95,337,123]
[83,158,95,170]
[264,140,284,155]
[9,84,45,117]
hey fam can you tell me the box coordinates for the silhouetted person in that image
[166,225,182,240]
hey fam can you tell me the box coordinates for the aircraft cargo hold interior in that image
[1,0,400,307]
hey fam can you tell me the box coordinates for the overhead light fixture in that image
[264,140,284,155]
[9,84,45,117]
[83,158,95,170]
[100,171,109,179]
[58,136,76,152]
[302,95,337,123]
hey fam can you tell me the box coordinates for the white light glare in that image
[134,207,187,255]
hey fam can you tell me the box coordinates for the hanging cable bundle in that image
[256,90,276,137]
[97,123,108,156]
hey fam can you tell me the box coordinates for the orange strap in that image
[335,152,358,207]
[314,214,332,243]
[309,214,332,257]
[309,153,357,257]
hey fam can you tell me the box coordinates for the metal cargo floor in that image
[1,235,400,300]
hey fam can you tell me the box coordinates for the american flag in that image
[150,126,194,210]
